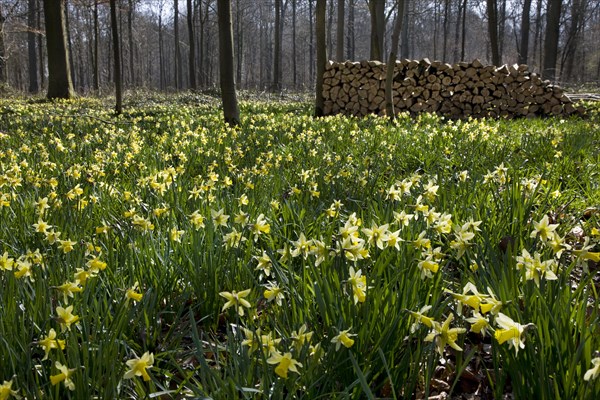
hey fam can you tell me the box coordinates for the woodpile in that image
[322,59,583,119]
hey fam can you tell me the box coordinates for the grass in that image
[0,95,599,399]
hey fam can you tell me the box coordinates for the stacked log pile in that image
[322,59,582,118]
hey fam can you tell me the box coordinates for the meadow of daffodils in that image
[0,95,599,399]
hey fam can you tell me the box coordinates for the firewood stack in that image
[322,58,582,118]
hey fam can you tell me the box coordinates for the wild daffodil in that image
[584,356,600,381]
[124,351,154,381]
[493,313,534,355]
[424,314,466,356]
[331,328,357,350]
[0,379,18,399]
[267,351,302,379]
[37,328,65,360]
[220,289,252,316]
[50,361,76,390]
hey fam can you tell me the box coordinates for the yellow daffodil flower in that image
[493,313,534,355]
[0,379,19,399]
[50,361,76,390]
[424,314,466,356]
[584,356,600,381]
[267,351,302,379]
[53,281,82,304]
[530,215,558,241]
[408,305,435,333]
[331,328,357,350]
[55,305,80,331]
[348,266,367,304]
[291,324,314,349]
[263,281,284,306]
[125,282,144,303]
[0,252,14,271]
[37,328,66,360]
[124,351,154,381]
[219,289,252,316]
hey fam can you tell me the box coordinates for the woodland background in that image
[0,0,599,96]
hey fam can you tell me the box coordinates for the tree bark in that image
[187,0,197,89]
[110,0,122,114]
[385,0,404,120]
[561,0,584,82]
[43,0,75,99]
[93,0,99,92]
[460,0,467,61]
[442,0,449,61]
[217,0,240,126]
[127,0,135,86]
[542,0,562,81]
[158,8,165,90]
[518,0,531,65]
[336,0,344,61]
[400,0,410,59]
[292,0,297,86]
[28,0,39,92]
[0,5,6,84]
[174,0,182,89]
[369,0,385,61]
[273,0,282,91]
[309,0,314,83]
[314,0,326,116]
[487,0,501,65]
[347,0,355,60]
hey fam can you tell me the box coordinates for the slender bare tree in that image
[385,0,404,120]
[217,0,240,125]
[109,0,122,113]
[315,0,326,116]
[28,0,38,92]
[336,0,344,60]
[518,0,532,65]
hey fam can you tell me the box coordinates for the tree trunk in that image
[518,0,531,65]
[0,5,6,84]
[127,0,135,86]
[273,0,282,91]
[64,0,76,89]
[336,0,344,60]
[385,0,404,120]
[369,0,385,61]
[347,0,355,60]
[531,0,542,71]
[453,0,462,62]
[93,0,99,92]
[235,0,242,87]
[217,0,240,126]
[187,0,197,89]
[110,0,122,114]
[309,0,314,83]
[43,0,75,99]
[158,9,165,90]
[38,0,45,88]
[400,0,410,58]
[174,0,182,89]
[542,0,562,81]
[487,0,501,65]
[442,0,449,61]
[314,0,326,116]
[460,0,467,61]
[28,0,39,92]
[561,0,584,82]
[292,0,297,86]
